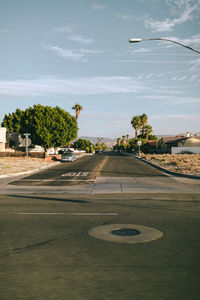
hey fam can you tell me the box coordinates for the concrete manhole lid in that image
[89,224,163,244]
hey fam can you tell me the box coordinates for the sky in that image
[0,0,200,139]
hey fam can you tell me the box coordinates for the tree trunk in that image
[135,128,138,138]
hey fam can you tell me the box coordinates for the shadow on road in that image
[7,194,90,204]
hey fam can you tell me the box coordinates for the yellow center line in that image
[94,155,109,180]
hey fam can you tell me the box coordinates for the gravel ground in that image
[142,154,200,176]
[0,157,57,175]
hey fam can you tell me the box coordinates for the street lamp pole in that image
[129,38,200,54]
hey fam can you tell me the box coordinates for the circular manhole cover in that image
[111,228,140,236]
[89,224,163,244]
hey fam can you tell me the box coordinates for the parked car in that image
[58,147,74,154]
[61,152,76,162]
[95,149,101,154]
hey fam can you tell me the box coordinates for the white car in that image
[61,152,76,162]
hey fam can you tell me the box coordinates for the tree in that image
[122,136,126,144]
[74,138,93,152]
[131,115,142,138]
[72,103,83,120]
[117,138,121,146]
[140,113,148,135]
[129,138,148,153]
[143,124,153,140]
[2,108,25,133]
[1,105,78,153]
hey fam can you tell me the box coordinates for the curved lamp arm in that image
[129,38,200,54]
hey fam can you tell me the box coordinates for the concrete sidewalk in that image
[1,175,200,195]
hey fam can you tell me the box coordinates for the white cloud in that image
[127,47,151,54]
[179,75,187,81]
[142,94,200,104]
[189,75,199,82]
[0,76,146,97]
[116,13,135,22]
[91,4,106,10]
[145,1,199,32]
[67,35,94,45]
[52,26,72,33]
[152,113,200,121]
[42,44,107,62]
[160,35,200,49]
[113,59,189,64]
[190,58,200,70]
[145,73,154,79]
[151,113,200,134]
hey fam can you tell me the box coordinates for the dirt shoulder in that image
[142,154,200,176]
[0,157,58,176]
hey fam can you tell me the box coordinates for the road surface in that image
[0,152,199,299]
[1,152,199,194]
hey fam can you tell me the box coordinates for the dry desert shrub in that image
[142,154,200,176]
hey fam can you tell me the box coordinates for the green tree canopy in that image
[140,113,148,135]
[131,116,142,138]
[74,138,93,153]
[143,124,153,140]
[1,105,78,151]
[131,113,155,140]
[129,138,148,153]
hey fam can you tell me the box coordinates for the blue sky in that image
[0,0,200,138]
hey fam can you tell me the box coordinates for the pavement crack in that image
[13,238,55,253]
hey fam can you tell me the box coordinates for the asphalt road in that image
[10,152,166,187]
[0,152,200,299]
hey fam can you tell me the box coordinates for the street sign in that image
[23,133,31,158]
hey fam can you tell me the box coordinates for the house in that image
[161,134,200,154]
[0,128,32,152]
[9,132,31,149]
[0,127,9,151]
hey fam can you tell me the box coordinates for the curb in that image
[123,153,200,180]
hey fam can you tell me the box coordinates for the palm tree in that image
[122,136,126,145]
[126,134,129,143]
[131,116,142,138]
[72,103,83,120]
[143,125,153,140]
[140,113,148,135]
[117,138,121,146]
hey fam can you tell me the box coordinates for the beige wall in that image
[0,127,7,143]
[0,142,6,151]
[172,147,200,154]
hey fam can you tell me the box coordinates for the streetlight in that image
[129,38,200,54]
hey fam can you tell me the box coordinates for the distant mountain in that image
[80,136,116,146]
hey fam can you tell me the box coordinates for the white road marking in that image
[19,179,94,182]
[61,172,89,177]
[1,212,118,216]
